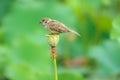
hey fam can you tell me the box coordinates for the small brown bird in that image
[40,18,80,36]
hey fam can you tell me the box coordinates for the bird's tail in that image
[69,29,80,36]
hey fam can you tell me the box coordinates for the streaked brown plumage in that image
[40,18,80,36]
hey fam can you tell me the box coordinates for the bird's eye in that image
[45,22,47,23]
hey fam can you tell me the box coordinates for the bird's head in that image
[40,18,52,25]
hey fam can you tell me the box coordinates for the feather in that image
[69,29,80,36]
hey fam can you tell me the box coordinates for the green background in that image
[0,0,120,80]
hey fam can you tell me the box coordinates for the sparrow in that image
[40,18,80,36]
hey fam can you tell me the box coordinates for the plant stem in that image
[51,46,58,80]
[46,34,59,80]
[53,57,58,80]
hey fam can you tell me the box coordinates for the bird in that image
[39,18,80,36]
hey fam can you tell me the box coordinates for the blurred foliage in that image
[0,0,120,80]
[111,15,120,45]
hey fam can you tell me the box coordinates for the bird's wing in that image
[47,20,70,33]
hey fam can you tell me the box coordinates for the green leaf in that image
[58,72,84,80]
[111,15,120,45]
[88,40,120,74]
